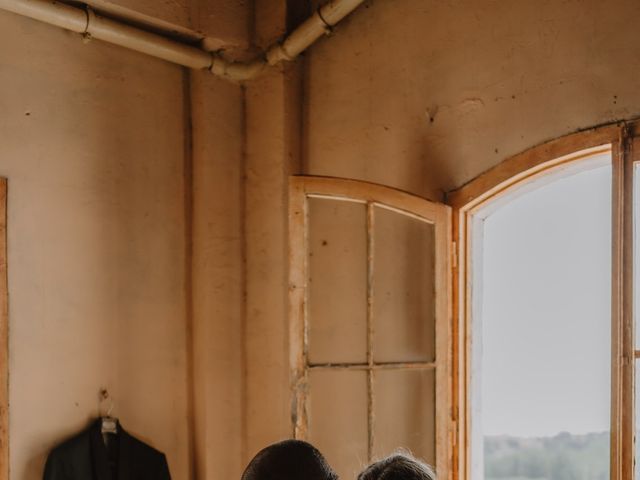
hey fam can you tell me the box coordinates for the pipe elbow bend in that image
[210,56,267,82]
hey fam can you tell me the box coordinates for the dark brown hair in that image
[358,452,436,480]
[242,440,338,480]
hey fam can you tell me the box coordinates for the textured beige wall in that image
[304,0,640,200]
[241,0,640,470]
[104,0,190,27]
[1,0,251,475]
[244,66,301,457]
[188,1,248,478]
[0,10,191,480]
[6,1,638,479]
[190,70,245,480]
[242,0,303,464]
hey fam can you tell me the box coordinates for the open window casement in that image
[288,121,640,480]
[448,123,640,480]
[288,176,452,480]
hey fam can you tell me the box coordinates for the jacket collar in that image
[89,419,132,480]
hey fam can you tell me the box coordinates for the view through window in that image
[474,158,612,480]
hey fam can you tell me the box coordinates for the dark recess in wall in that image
[288,1,313,33]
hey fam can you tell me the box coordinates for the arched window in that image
[288,121,640,480]
[450,124,637,480]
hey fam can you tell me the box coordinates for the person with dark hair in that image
[242,439,338,480]
[358,452,436,480]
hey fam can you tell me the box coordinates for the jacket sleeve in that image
[157,453,171,480]
[43,450,65,480]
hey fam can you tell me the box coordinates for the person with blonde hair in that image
[358,452,435,480]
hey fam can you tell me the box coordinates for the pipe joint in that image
[209,54,228,77]
[81,6,94,43]
[316,8,334,35]
[210,55,267,82]
[266,44,293,65]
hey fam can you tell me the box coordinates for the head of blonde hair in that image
[358,451,435,480]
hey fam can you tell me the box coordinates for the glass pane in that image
[373,206,435,363]
[308,370,368,480]
[477,163,611,480]
[308,198,367,364]
[373,369,435,464]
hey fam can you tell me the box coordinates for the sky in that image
[477,156,612,438]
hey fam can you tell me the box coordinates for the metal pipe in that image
[0,0,86,32]
[279,0,365,61]
[0,0,366,82]
[85,8,212,69]
[212,0,365,81]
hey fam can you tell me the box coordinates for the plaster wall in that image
[188,2,248,479]
[6,0,637,478]
[240,0,640,470]
[1,0,250,477]
[190,71,245,480]
[243,0,305,463]
[304,0,640,200]
[0,10,191,480]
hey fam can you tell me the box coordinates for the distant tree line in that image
[484,432,609,480]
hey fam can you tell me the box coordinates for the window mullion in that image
[610,125,635,480]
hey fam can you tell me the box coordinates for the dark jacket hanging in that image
[43,420,171,480]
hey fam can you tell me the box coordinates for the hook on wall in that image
[98,388,118,435]
[99,388,114,415]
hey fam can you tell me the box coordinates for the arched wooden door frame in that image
[447,122,634,480]
[289,176,452,479]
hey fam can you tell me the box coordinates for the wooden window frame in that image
[288,176,452,477]
[447,123,635,480]
[288,123,640,480]
[0,179,7,480]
